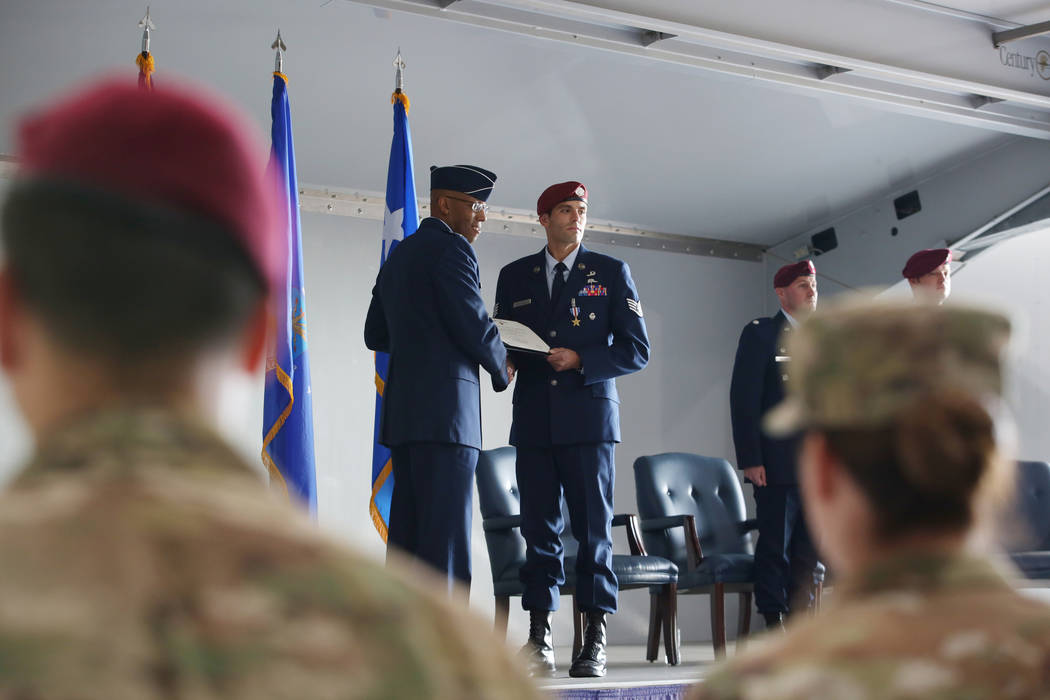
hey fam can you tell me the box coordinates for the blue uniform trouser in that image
[387,442,478,594]
[752,484,820,615]
[517,443,617,614]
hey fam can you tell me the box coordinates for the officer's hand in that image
[743,466,767,487]
[506,360,516,383]
[546,348,581,372]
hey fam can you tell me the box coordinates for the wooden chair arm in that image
[639,514,704,569]
[482,515,523,532]
[612,513,647,556]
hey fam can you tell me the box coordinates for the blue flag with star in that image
[371,89,419,540]
[263,71,317,512]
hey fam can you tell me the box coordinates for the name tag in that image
[775,356,790,362]
[513,299,532,308]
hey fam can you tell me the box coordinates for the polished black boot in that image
[569,611,607,678]
[763,612,786,633]
[520,610,556,676]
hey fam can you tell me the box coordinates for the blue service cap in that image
[429,164,497,202]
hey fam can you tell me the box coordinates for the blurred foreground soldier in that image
[729,261,821,631]
[693,301,1050,700]
[495,182,650,677]
[903,247,952,304]
[365,164,511,592]
[0,79,538,700]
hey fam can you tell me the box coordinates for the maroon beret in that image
[537,181,587,216]
[16,77,282,290]
[773,260,815,288]
[902,248,952,279]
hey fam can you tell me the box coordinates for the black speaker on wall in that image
[810,227,838,256]
[894,190,922,220]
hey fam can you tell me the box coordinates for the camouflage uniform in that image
[691,551,1050,699]
[0,408,541,700]
[693,300,1050,699]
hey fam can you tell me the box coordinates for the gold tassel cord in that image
[136,51,154,91]
[391,90,410,113]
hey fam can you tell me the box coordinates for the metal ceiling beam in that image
[344,0,1050,139]
[0,156,763,262]
[299,187,764,261]
[953,217,1049,252]
[950,182,1050,250]
[993,21,1050,48]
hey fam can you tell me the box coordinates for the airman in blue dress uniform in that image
[495,182,649,678]
[365,164,511,593]
[729,261,821,630]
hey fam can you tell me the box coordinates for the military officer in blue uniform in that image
[729,260,821,630]
[365,164,511,593]
[495,181,649,678]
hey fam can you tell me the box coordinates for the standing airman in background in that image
[903,247,952,304]
[729,261,822,631]
[0,78,538,700]
[495,181,650,678]
[693,300,1050,700]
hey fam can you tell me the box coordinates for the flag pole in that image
[136,7,155,91]
[392,49,409,112]
[263,30,318,513]
[272,29,287,76]
[371,50,419,540]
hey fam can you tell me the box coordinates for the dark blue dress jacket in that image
[364,217,509,449]
[729,310,801,485]
[494,245,649,448]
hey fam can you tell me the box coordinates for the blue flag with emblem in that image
[371,83,419,541]
[262,70,317,512]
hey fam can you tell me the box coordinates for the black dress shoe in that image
[569,611,607,678]
[520,610,556,676]
[763,612,786,632]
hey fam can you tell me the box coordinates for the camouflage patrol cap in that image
[764,300,1011,436]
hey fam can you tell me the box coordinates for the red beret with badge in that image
[773,260,816,288]
[902,248,952,279]
[16,77,282,290]
[537,181,588,216]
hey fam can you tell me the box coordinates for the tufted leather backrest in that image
[477,447,519,519]
[476,447,527,583]
[1007,460,1050,551]
[476,447,579,567]
[633,453,752,567]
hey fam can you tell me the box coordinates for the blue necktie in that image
[550,261,567,310]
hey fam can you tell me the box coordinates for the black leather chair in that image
[1003,460,1050,580]
[476,446,680,663]
[633,452,760,659]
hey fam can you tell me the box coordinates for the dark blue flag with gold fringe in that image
[371,57,419,540]
[263,67,317,512]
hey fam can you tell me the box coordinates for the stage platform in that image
[537,643,731,699]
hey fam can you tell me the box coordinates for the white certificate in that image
[494,318,551,355]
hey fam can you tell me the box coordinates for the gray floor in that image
[536,643,733,692]
[533,584,1050,694]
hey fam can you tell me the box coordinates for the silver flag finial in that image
[393,49,406,92]
[272,30,287,73]
[138,6,155,53]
